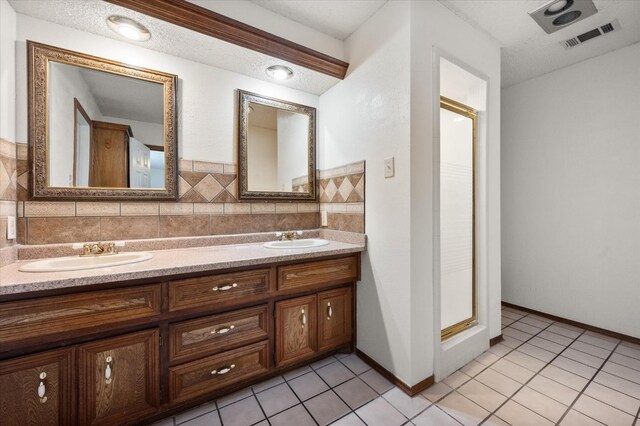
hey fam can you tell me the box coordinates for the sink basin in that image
[19,252,153,273]
[263,238,329,249]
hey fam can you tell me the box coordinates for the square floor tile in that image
[412,406,460,426]
[304,390,351,426]
[487,343,512,357]
[356,396,406,426]
[475,368,521,397]
[539,364,589,391]
[255,383,299,417]
[331,412,366,426]
[609,353,640,375]
[334,377,378,409]
[458,379,507,412]
[288,371,329,401]
[151,418,174,426]
[495,400,554,426]
[538,330,573,346]
[593,371,640,399]
[617,343,640,360]
[340,354,371,375]
[570,341,612,359]
[519,316,552,329]
[527,374,579,406]
[512,386,568,423]
[359,369,395,394]
[502,327,533,342]
[584,381,640,415]
[283,365,312,381]
[551,356,598,379]
[580,332,619,349]
[383,387,431,418]
[252,375,284,393]
[442,370,472,389]
[528,336,566,354]
[311,356,337,370]
[501,310,523,321]
[437,391,489,426]
[491,359,536,384]
[268,404,315,426]
[573,394,635,426]
[180,410,220,426]
[547,324,581,339]
[216,387,253,408]
[603,359,640,385]
[510,321,543,335]
[219,396,265,426]
[460,360,486,377]
[560,409,604,426]
[421,381,453,403]
[517,343,556,362]
[501,335,525,349]
[505,350,547,372]
[562,348,605,368]
[316,360,356,387]
[475,351,500,367]
[174,402,216,424]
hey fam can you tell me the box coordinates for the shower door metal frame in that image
[440,96,478,341]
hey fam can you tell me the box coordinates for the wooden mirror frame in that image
[28,41,178,200]
[238,90,317,201]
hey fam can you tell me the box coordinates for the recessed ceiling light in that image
[544,0,573,16]
[266,65,293,81]
[553,10,582,26]
[107,16,151,41]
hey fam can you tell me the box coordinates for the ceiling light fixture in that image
[544,0,573,15]
[553,10,582,26]
[528,0,597,34]
[266,65,293,81]
[107,16,151,41]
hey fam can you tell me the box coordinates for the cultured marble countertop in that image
[0,240,365,296]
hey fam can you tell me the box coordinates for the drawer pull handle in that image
[105,356,113,384]
[211,364,236,375]
[38,372,47,403]
[301,308,306,328]
[211,325,235,335]
[327,302,333,320]
[212,283,238,292]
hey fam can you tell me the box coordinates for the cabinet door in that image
[0,347,74,426]
[318,287,353,351]
[275,295,317,367]
[79,329,159,426]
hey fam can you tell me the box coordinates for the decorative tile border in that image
[0,139,18,258]
[319,161,366,234]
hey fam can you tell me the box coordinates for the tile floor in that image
[154,307,640,426]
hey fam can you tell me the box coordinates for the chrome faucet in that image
[275,231,303,241]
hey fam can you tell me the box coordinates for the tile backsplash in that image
[0,138,18,264]
[12,144,366,246]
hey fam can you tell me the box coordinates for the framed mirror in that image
[28,41,178,200]
[238,90,316,201]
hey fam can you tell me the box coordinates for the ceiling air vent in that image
[560,19,621,50]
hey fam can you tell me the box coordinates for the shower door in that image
[440,96,477,340]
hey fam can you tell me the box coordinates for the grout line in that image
[556,340,624,425]
[250,384,272,425]
[280,374,320,426]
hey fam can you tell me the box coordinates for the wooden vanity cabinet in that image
[78,329,159,426]
[318,287,353,351]
[0,347,75,426]
[275,295,318,367]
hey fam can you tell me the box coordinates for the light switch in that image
[384,157,395,178]
[6,216,16,240]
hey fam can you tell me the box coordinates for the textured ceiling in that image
[9,0,340,95]
[251,0,387,40]
[439,0,640,87]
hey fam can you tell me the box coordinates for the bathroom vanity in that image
[0,242,362,425]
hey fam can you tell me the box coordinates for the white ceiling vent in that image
[560,19,621,50]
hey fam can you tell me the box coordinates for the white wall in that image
[0,0,16,142]
[15,14,319,164]
[502,42,640,338]
[48,62,103,187]
[276,110,308,191]
[247,125,277,191]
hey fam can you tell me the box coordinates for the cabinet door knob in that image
[38,372,47,403]
[212,283,238,292]
[211,364,236,375]
[105,356,113,384]
[211,325,235,335]
[327,302,333,320]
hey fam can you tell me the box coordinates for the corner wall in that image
[501,43,640,338]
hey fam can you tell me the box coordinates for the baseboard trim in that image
[502,302,640,345]
[355,349,434,396]
[489,334,503,346]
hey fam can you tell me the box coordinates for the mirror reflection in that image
[48,62,165,189]
[246,101,310,193]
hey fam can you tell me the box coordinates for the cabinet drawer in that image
[0,285,161,346]
[169,269,271,312]
[278,256,358,291]
[169,340,269,404]
[169,305,269,363]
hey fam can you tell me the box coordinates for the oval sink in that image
[263,239,330,249]
[19,252,153,273]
